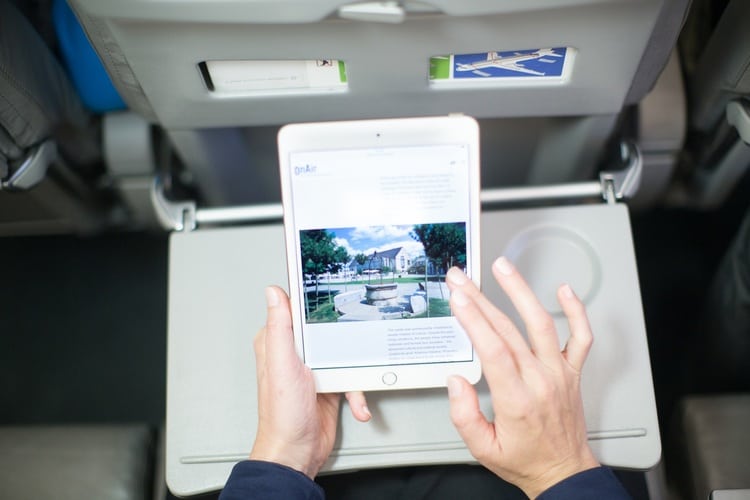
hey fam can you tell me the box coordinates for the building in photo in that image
[349,246,413,275]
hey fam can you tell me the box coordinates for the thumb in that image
[263,286,298,373]
[447,375,496,460]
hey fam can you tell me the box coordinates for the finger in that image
[491,257,562,366]
[263,286,300,375]
[447,375,499,463]
[557,284,594,372]
[345,391,372,422]
[450,287,524,398]
[446,267,534,364]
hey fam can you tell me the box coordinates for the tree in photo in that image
[411,223,467,275]
[353,253,368,274]
[300,229,350,297]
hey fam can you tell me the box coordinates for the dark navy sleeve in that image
[537,466,631,499]
[219,460,325,500]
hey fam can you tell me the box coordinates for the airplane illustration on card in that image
[454,48,564,77]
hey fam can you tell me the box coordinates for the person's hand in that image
[445,257,599,498]
[249,286,370,479]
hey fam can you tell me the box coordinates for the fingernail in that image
[265,287,279,308]
[493,257,514,276]
[560,283,575,299]
[447,267,468,285]
[446,376,462,398]
[451,289,469,306]
[362,405,372,420]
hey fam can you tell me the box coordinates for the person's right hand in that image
[445,257,599,499]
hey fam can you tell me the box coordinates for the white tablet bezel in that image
[278,115,481,393]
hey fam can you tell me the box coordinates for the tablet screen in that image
[287,142,475,370]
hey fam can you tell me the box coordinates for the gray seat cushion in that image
[0,1,87,160]
[681,394,750,500]
[0,0,101,180]
[0,425,153,500]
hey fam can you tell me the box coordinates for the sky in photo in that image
[330,225,426,261]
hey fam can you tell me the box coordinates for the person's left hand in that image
[249,286,369,479]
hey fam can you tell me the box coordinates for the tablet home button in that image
[382,372,397,385]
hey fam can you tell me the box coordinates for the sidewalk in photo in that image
[334,282,450,321]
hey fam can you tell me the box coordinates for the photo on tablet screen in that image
[300,222,466,324]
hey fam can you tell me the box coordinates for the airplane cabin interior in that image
[1,0,749,499]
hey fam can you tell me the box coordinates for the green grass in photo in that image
[412,298,451,318]
[428,297,451,317]
[306,293,340,323]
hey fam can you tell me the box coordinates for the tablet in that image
[278,115,481,392]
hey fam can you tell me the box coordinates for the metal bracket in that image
[1,140,57,191]
[150,177,196,231]
[598,141,643,204]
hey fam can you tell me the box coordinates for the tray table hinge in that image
[599,142,642,205]
[151,177,196,231]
